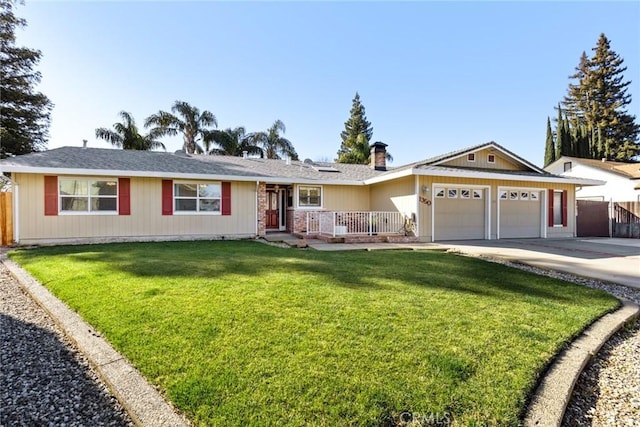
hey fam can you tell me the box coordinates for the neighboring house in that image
[545,156,640,202]
[0,141,601,245]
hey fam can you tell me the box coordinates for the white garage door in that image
[433,187,486,240]
[498,189,542,238]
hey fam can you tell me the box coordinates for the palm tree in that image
[95,111,165,151]
[251,120,298,160]
[209,127,263,157]
[144,100,217,154]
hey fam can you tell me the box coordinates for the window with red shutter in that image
[118,178,130,215]
[222,182,231,216]
[162,180,173,215]
[44,176,58,216]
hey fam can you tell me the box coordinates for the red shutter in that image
[221,182,231,216]
[562,189,568,227]
[44,176,58,216]
[162,180,173,215]
[118,178,130,215]
[547,189,554,226]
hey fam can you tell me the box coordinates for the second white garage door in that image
[498,189,543,238]
[433,187,487,240]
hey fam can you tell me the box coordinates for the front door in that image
[266,190,279,229]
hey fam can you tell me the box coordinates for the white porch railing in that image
[306,211,407,237]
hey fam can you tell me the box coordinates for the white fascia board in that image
[3,166,366,186]
[362,168,414,184]
[413,167,605,186]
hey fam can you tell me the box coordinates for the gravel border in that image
[0,264,134,427]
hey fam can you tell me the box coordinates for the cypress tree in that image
[544,117,555,166]
[555,105,571,158]
[0,0,53,157]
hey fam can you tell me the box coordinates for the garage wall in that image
[415,176,576,241]
[369,176,416,215]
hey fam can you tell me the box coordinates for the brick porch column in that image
[257,182,267,237]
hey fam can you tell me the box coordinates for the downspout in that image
[414,175,420,238]
[13,182,19,244]
[255,181,259,237]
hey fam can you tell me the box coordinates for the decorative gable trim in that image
[429,142,547,174]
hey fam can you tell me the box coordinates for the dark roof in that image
[417,165,556,178]
[375,141,545,177]
[0,147,383,183]
[1,142,579,185]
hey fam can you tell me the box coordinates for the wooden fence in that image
[0,192,13,245]
[613,201,640,238]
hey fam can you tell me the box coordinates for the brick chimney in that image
[370,141,388,171]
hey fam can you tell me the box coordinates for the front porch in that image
[298,211,419,243]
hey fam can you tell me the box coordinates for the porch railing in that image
[306,211,406,237]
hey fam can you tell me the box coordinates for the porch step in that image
[283,239,308,248]
[263,233,309,248]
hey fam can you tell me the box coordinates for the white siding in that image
[546,161,640,202]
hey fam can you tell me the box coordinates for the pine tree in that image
[587,34,639,160]
[559,34,639,161]
[563,51,590,131]
[336,92,374,164]
[544,117,555,166]
[0,0,53,157]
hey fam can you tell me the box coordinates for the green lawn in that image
[9,241,618,426]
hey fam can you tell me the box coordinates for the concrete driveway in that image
[437,238,640,289]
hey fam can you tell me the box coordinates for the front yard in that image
[9,241,618,426]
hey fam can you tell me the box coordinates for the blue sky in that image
[15,1,640,167]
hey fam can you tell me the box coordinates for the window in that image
[509,191,519,200]
[447,188,458,198]
[488,154,496,163]
[435,188,445,198]
[499,190,508,200]
[548,189,567,227]
[467,153,476,162]
[473,189,483,199]
[460,189,470,199]
[59,178,117,213]
[174,182,221,213]
[298,186,322,207]
[564,162,572,172]
[520,191,529,201]
[553,191,563,226]
[530,191,539,201]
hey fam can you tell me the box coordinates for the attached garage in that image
[498,188,543,238]
[432,186,489,240]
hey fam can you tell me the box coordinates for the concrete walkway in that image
[269,235,639,288]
